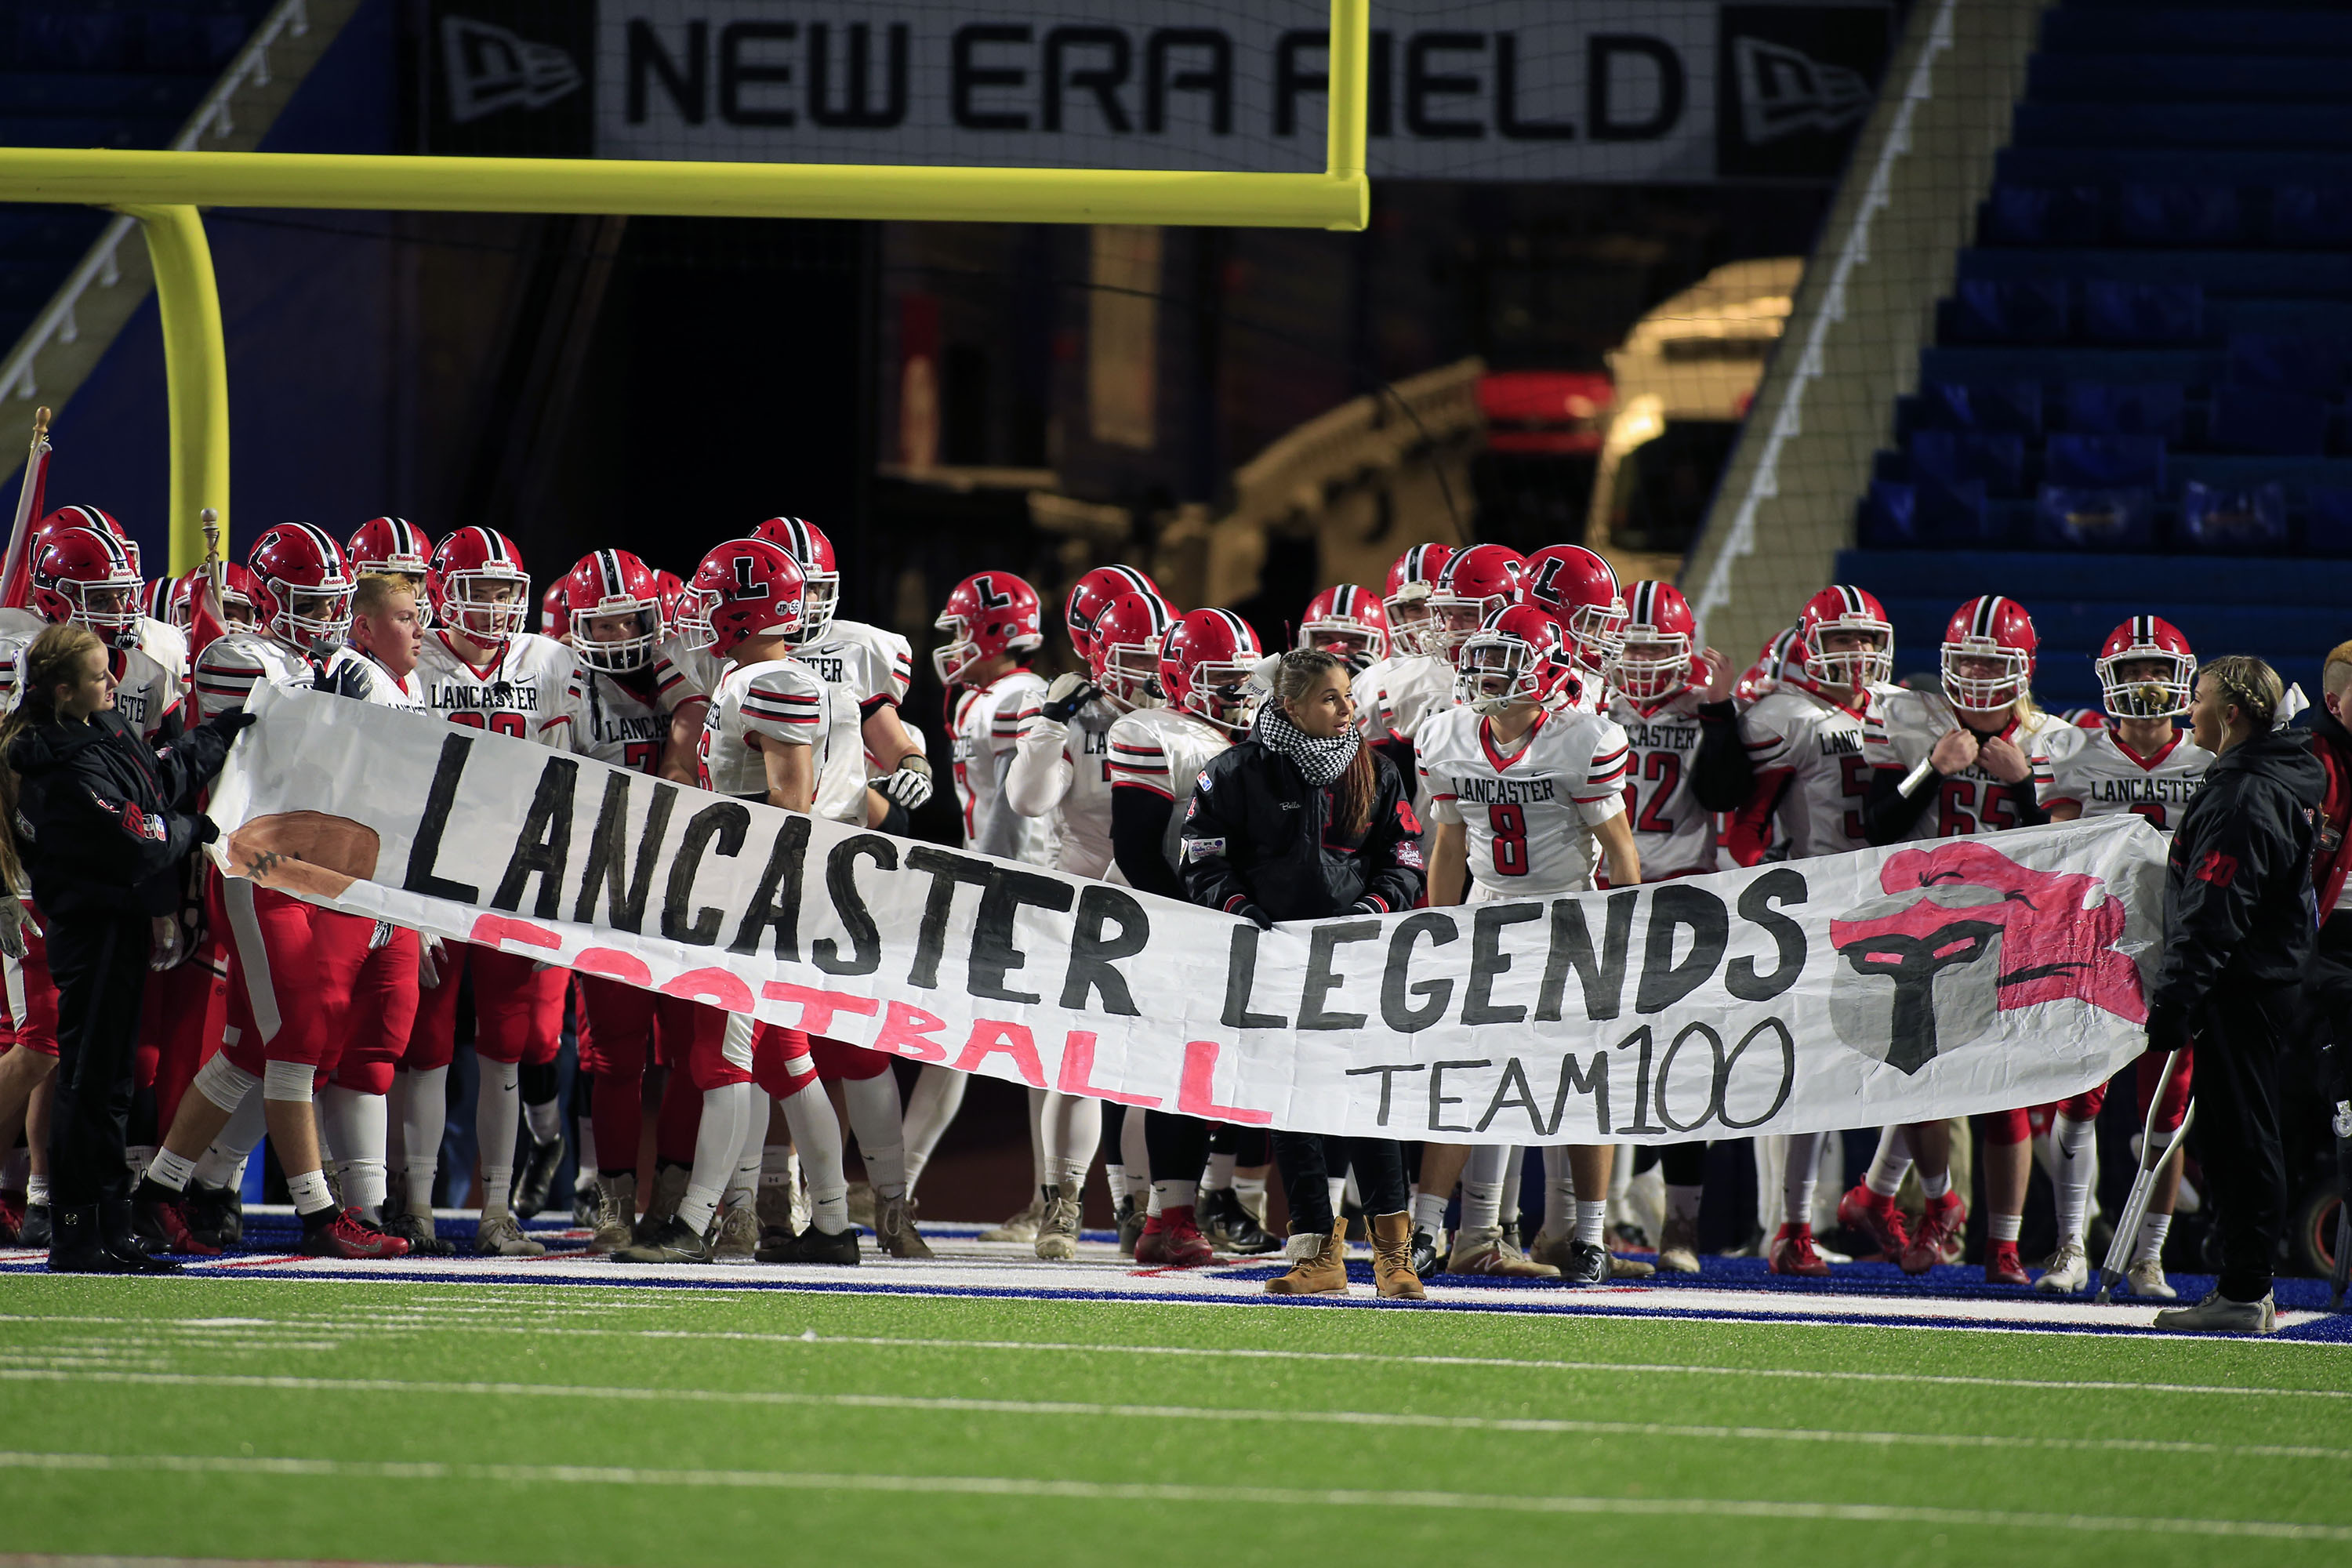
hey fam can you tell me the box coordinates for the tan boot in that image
[1369,1211,1425,1301]
[1265,1219,1349,1296]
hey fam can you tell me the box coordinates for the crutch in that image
[2328,1096,2350,1312]
[2093,1049,2192,1305]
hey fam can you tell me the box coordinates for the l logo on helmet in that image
[731,555,771,600]
[973,575,1013,611]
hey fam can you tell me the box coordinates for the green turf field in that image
[4,1276,2347,1566]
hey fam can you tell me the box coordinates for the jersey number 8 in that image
[1489,803,1529,877]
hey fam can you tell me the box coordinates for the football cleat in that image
[384,1207,456,1257]
[298,1208,412,1260]
[844,1179,875,1230]
[978,1196,1042,1244]
[873,1194,934,1259]
[1115,1194,1144,1258]
[1835,1182,1910,1260]
[1901,1192,1966,1276]
[185,1181,242,1249]
[0,1192,21,1244]
[18,1203,52,1250]
[572,1179,598,1229]
[637,1163,688,1244]
[710,1202,760,1261]
[2151,1290,2274,1334]
[1034,1188,1082,1261]
[1656,1214,1701,1276]
[132,1181,222,1257]
[614,1214,713,1265]
[510,1132,566,1220]
[1768,1223,1831,1278]
[1446,1225,1559,1279]
[1609,1254,1657,1280]
[1134,1207,1214,1269]
[1199,1186,1279,1254]
[1984,1240,2030,1287]
[2035,1243,2089,1294]
[590,1174,636,1254]
[1557,1239,1613,1287]
[1409,1226,1444,1280]
[757,1224,858,1265]
[2125,1258,2177,1300]
[474,1213,546,1258]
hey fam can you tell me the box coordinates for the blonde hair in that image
[2201,654,2285,732]
[2322,639,2352,702]
[1270,648,1375,834]
[0,623,105,892]
[352,572,416,619]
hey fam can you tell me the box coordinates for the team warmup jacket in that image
[1178,738,1425,921]
[8,710,238,919]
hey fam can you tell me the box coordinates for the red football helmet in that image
[31,526,143,649]
[750,517,840,644]
[541,580,571,641]
[1517,544,1628,670]
[2062,706,2109,731]
[1381,543,1455,658]
[38,505,139,577]
[1797,585,1894,693]
[347,516,431,578]
[1297,583,1388,670]
[1088,589,1177,711]
[681,539,809,659]
[1454,603,1565,717]
[560,549,665,674]
[1065,564,1163,660]
[1611,580,1697,702]
[1941,595,2038,713]
[653,569,687,635]
[2096,615,2196,720]
[213,563,261,626]
[934,571,1043,685]
[1160,608,1262,732]
[426,527,531,645]
[245,522,355,654]
[1737,626,1805,703]
[1427,544,1527,659]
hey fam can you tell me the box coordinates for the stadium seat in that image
[1984,184,2103,247]
[2306,488,2352,555]
[1909,430,2027,497]
[2208,383,2329,455]
[2032,485,2157,550]
[2117,183,2243,247]
[2226,332,2349,394]
[1919,380,2044,434]
[2081,281,2204,345]
[2273,186,2352,249]
[2045,431,2166,490]
[2179,479,2289,551]
[2061,380,2186,437]
[1947,278,2071,344]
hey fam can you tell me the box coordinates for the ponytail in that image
[0,623,103,893]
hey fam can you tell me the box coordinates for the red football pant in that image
[331,927,421,1097]
[405,941,566,1072]
[220,884,375,1077]
[144,953,224,1131]
[1,901,59,1059]
[577,978,728,1174]
[2059,1048,2193,1134]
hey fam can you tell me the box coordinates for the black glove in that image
[1236,902,1275,931]
[1040,673,1102,725]
[204,709,259,739]
[314,659,373,699]
[1348,898,1384,917]
[2145,999,2190,1057]
[193,815,220,846]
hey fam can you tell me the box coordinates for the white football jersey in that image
[1864,689,2068,840]
[0,609,176,742]
[1739,683,1893,861]
[1355,652,1456,751]
[952,670,1052,865]
[568,663,684,774]
[794,619,913,716]
[1106,704,1232,874]
[2035,724,2212,833]
[1018,698,1120,880]
[343,650,426,713]
[1606,687,1718,880]
[191,631,380,723]
[803,660,869,826]
[1417,704,1629,897]
[414,629,580,750]
[699,658,830,801]
[139,615,188,687]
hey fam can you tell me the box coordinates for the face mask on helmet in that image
[1184,661,1258,731]
[1455,634,1544,717]
[1610,633,1690,701]
[1942,646,2031,714]
[1095,638,1163,711]
[1383,586,1440,659]
[572,603,662,673]
[1806,630,1893,691]
[444,570,530,642]
[67,583,144,650]
[674,587,723,652]
[278,584,354,654]
[1565,601,1630,668]
[1307,626,1379,670]
[2100,652,2194,720]
[789,571,838,647]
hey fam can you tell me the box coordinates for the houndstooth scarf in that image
[1254,701,1361,787]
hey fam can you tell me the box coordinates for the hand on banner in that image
[878,755,933,811]
[201,709,259,746]
[1040,673,1101,725]
[2145,1000,2190,1057]
[0,893,35,960]
[1236,902,1275,931]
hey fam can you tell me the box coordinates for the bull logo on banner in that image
[1828,842,2147,1076]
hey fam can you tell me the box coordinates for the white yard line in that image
[1,1450,2344,1542]
[2,1367,2343,1461]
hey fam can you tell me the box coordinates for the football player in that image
[1516,543,1630,711]
[346,517,432,621]
[1108,608,1259,1268]
[1297,583,1388,674]
[34,505,187,684]
[391,527,583,1258]
[1354,544,1456,822]
[132,524,409,1259]
[1417,604,1637,1287]
[2032,616,2209,1298]
[1860,594,2068,1286]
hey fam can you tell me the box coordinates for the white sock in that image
[524,1096,561,1145]
[1865,1125,1912,1198]
[2051,1114,2098,1247]
[1988,1211,2021,1244]
[679,1083,749,1235]
[1410,1189,1449,1233]
[286,1167,335,1217]
[26,1174,49,1207]
[394,1066,448,1208]
[1575,1198,1607,1248]
[1541,1145,1577,1236]
[1105,1161,1126,1198]
[1203,1151,1236,1192]
[760,1145,794,1192]
[1782,1131,1820,1229]
[2132,1211,2171,1267]
[1151,1178,1196,1214]
[842,1073,907,1200]
[575,1120,598,1191]
[899,1064,967,1200]
[1025,1084,1049,1189]
[1040,1091,1100,1201]
[1327,1174,1348,1214]
[779,1077,849,1233]
[723,1088,769,1207]
[1461,1144,1510,1232]
[317,1085,388,1214]
[125,1145,156,1180]
[147,1147,197,1192]
[1234,1174,1267,1220]
[192,1093,267,1191]
[476,1059,521,1219]
[1919,1167,1951,1201]
[1497,1149,1524,1230]
[1666,1183,1703,1225]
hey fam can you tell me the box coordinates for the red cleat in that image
[0,1192,21,1245]
[1901,1192,1965,1275]
[1134,1206,1214,1269]
[1768,1222,1830,1277]
[1984,1240,2029,1287]
[134,1192,223,1256]
[297,1208,412,1259]
[1835,1183,1909,1260]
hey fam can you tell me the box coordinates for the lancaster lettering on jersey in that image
[2085,776,2201,806]
[592,712,666,744]
[1817,730,1863,757]
[429,683,543,713]
[1450,775,1561,806]
[798,651,856,688]
[1620,720,1700,752]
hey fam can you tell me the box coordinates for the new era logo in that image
[441,15,582,125]
[1732,35,1873,145]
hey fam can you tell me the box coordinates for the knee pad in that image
[263,1058,316,1104]
[192,1053,260,1115]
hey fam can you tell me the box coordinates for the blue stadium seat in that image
[1862,478,1997,550]
[1911,430,2027,497]
[1960,246,2352,300]
[2033,485,2158,550]
[2082,281,2204,343]
[1947,278,2071,343]
[2226,332,2350,394]
[2015,103,2352,151]
[2062,380,2186,437]
[2029,55,2352,104]
[2306,488,2352,554]
[2208,383,2330,454]
[1984,184,2103,247]
[2118,184,2243,246]
[1919,381,2044,434]
[2273,186,2352,248]
[2180,480,2291,550]
[2045,432,2166,489]
[1921,346,2225,388]
[2041,11,2352,56]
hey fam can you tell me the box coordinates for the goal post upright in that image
[0,0,1373,570]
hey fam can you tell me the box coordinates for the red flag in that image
[0,408,53,611]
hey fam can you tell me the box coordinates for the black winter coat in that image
[2147,727,2326,1047]
[9,709,234,918]
[1178,736,1425,922]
